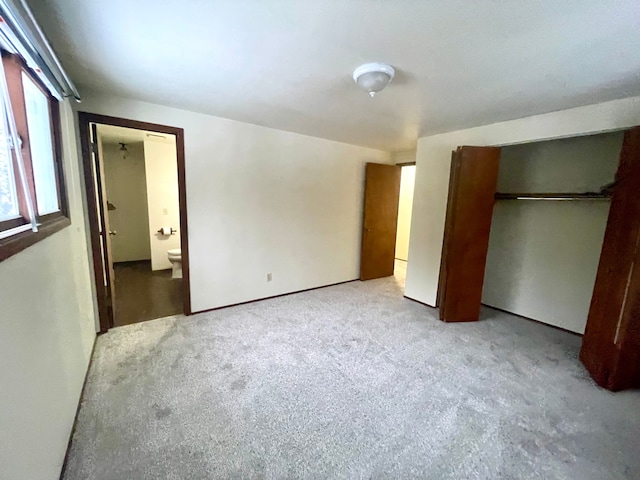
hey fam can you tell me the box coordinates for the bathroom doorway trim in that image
[78,112,191,332]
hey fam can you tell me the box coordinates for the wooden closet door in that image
[438,146,501,322]
[437,148,462,309]
[580,126,640,391]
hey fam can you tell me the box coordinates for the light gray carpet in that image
[64,261,640,479]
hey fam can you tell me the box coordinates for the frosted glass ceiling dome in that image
[353,63,395,97]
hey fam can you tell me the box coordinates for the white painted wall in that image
[101,141,152,263]
[395,165,415,261]
[0,100,97,479]
[143,139,180,270]
[405,95,640,307]
[392,149,417,164]
[75,90,390,312]
[482,133,622,333]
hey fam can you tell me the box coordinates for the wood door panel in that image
[91,123,116,326]
[360,163,401,280]
[437,148,462,308]
[439,146,501,322]
[580,126,640,391]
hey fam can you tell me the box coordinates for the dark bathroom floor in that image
[113,260,183,327]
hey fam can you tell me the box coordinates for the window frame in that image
[0,51,69,262]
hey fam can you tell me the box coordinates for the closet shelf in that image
[495,192,612,201]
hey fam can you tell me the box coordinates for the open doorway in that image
[79,113,190,332]
[98,124,182,326]
[359,161,415,287]
[394,164,416,282]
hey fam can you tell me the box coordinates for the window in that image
[0,51,68,260]
[0,91,18,223]
[23,71,59,215]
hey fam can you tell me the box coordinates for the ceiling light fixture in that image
[353,62,395,97]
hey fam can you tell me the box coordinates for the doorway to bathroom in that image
[79,113,190,332]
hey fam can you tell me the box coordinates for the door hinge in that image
[91,143,99,154]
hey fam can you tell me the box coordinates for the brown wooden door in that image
[360,163,401,280]
[580,126,640,391]
[437,148,463,309]
[89,123,116,328]
[438,146,501,322]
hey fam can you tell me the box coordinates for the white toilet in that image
[167,248,182,279]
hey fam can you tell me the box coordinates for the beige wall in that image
[143,139,180,270]
[75,90,391,312]
[101,141,152,263]
[482,133,622,333]
[395,165,415,261]
[405,95,640,308]
[0,100,97,479]
[392,150,416,164]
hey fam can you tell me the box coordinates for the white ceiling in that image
[31,0,640,151]
[96,124,175,145]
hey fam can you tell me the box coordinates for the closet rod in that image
[495,192,611,201]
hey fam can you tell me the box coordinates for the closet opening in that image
[438,127,640,390]
[482,131,622,334]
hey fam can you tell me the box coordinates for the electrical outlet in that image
[267,273,272,282]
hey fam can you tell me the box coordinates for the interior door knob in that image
[108,230,117,236]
